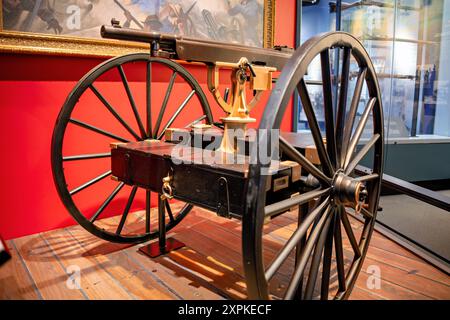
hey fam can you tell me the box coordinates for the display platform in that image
[1,204,448,300]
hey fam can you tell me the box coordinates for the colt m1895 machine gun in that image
[52,21,384,300]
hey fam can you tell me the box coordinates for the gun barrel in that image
[101,25,177,44]
[101,25,293,69]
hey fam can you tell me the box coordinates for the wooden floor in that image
[1,205,449,300]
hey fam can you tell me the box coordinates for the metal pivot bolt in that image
[332,172,368,214]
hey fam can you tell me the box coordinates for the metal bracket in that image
[206,58,275,115]
[139,197,185,258]
[217,177,231,219]
[207,58,276,154]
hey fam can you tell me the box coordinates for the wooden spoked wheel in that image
[243,32,384,300]
[52,53,213,244]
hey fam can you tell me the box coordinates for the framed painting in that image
[0,0,275,57]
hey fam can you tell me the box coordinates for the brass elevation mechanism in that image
[207,57,276,154]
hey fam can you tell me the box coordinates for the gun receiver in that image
[101,24,293,69]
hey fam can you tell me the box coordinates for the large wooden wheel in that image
[243,32,384,300]
[52,53,213,244]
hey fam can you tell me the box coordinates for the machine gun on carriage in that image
[52,20,383,300]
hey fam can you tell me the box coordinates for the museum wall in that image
[0,1,296,240]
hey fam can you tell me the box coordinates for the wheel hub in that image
[332,171,368,211]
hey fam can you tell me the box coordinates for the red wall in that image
[0,1,296,240]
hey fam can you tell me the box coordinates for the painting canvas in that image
[1,0,269,48]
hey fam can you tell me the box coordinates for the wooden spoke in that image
[335,47,351,168]
[309,200,323,232]
[145,190,151,233]
[63,153,111,162]
[89,85,141,141]
[340,207,362,257]
[345,133,380,175]
[294,203,309,300]
[116,186,138,235]
[341,68,367,160]
[179,203,194,217]
[361,207,374,219]
[185,115,207,128]
[154,72,177,138]
[280,136,331,185]
[304,207,333,299]
[90,182,125,223]
[165,200,175,223]
[117,66,147,139]
[264,188,330,218]
[69,119,130,143]
[320,49,337,169]
[355,173,379,182]
[334,207,346,293]
[146,62,152,138]
[157,90,196,140]
[69,171,112,196]
[285,206,332,300]
[297,80,334,176]
[265,198,330,281]
[343,97,376,169]
[320,208,335,300]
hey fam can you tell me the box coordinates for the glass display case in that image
[297,0,450,265]
[297,0,450,182]
[339,0,449,140]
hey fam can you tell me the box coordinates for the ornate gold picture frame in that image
[0,0,275,57]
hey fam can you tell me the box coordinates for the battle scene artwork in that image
[1,0,265,47]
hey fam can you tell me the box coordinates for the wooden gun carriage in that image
[52,21,384,300]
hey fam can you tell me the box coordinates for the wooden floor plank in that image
[349,286,387,300]
[124,244,225,300]
[92,207,225,300]
[0,241,42,300]
[257,219,428,300]
[164,248,248,299]
[41,228,133,300]
[183,208,448,299]
[347,243,450,286]
[67,225,180,300]
[354,265,433,300]
[268,212,450,300]
[3,205,448,300]
[171,220,291,298]
[278,209,426,262]
[178,214,298,281]
[359,255,450,300]
[13,234,86,300]
[179,213,340,299]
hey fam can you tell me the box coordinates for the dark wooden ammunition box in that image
[111,140,301,218]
